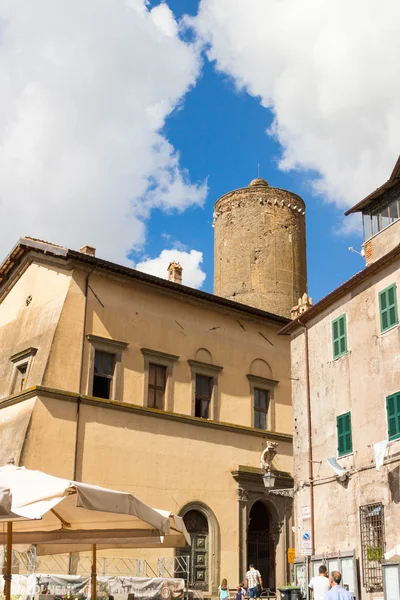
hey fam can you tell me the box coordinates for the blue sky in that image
[140,0,365,303]
[1,0,397,306]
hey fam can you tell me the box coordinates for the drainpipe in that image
[73,268,94,482]
[298,320,315,557]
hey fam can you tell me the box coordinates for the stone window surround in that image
[141,348,179,412]
[86,334,128,401]
[9,347,38,395]
[188,359,223,421]
[247,374,278,431]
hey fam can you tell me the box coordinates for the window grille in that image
[359,503,385,592]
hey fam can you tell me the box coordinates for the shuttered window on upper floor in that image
[332,314,347,359]
[379,284,398,332]
[337,412,352,456]
[386,392,400,441]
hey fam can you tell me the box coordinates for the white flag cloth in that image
[373,440,388,471]
[327,458,346,477]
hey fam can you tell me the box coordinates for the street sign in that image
[302,506,311,520]
[288,548,295,564]
[301,531,312,556]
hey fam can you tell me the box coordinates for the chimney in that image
[168,262,183,284]
[291,293,313,319]
[80,245,96,257]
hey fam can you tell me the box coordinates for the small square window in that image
[195,375,213,419]
[93,350,115,399]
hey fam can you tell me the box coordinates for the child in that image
[236,585,245,600]
[219,579,229,600]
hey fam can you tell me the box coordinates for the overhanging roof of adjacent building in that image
[345,154,400,215]
[279,242,400,335]
[0,237,290,326]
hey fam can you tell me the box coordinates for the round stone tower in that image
[213,177,307,318]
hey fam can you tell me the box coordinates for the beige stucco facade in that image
[287,245,400,599]
[0,239,295,596]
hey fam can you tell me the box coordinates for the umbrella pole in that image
[91,544,97,600]
[4,522,12,600]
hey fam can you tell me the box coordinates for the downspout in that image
[298,320,315,557]
[73,267,95,481]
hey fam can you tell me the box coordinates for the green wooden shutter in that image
[380,284,399,332]
[337,412,352,456]
[332,314,347,359]
[386,393,400,441]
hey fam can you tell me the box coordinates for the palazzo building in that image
[0,177,308,596]
[281,156,400,600]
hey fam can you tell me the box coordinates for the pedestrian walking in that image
[309,566,330,600]
[245,564,262,599]
[235,585,245,600]
[324,572,353,600]
[219,579,230,600]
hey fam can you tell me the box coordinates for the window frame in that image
[337,411,353,457]
[141,348,179,412]
[87,334,128,401]
[247,374,278,431]
[93,349,116,400]
[9,347,38,395]
[386,392,400,442]
[188,359,223,421]
[195,373,213,419]
[379,283,399,333]
[332,313,348,360]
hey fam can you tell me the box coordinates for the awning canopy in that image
[0,464,170,542]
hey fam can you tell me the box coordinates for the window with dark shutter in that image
[195,375,213,419]
[148,363,167,410]
[332,314,347,359]
[386,392,400,441]
[254,388,269,429]
[93,350,115,399]
[337,412,352,456]
[379,284,398,332]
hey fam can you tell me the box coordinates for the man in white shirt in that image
[245,564,262,599]
[309,566,330,600]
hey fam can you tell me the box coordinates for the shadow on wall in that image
[388,465,400,504]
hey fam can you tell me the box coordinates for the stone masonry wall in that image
[214,180,307,318]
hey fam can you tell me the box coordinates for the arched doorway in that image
[178,510,209,590]
[247,501,274,591]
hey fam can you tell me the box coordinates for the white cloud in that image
[136,248,206,289]
[0,0,207,264]
[192,0,400,217]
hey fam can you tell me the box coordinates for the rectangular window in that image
[386,392,400,441]
[363,213,372,241]
[388,198,399,223]
[148,363,166,410]
[93,350,115,399]
[11,363,28,394]
[195,375,213,419]
[332,314,347,359]
[254,388,269,429]
[337,412,352,456]
[360,503,385,592]
[379,284,398,332]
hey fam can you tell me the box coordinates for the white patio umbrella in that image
[0,464,171,600]
[30,510,190,555]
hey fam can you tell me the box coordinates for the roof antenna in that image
[258,163,260,178]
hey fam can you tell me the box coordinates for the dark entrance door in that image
[177,510,209,591]
[247,501,274,591]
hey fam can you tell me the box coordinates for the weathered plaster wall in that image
[291,258,400,596]
[75,270,292,433]
[214,181,307,318]
[364,218,400,265]
[0,260,72,398]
